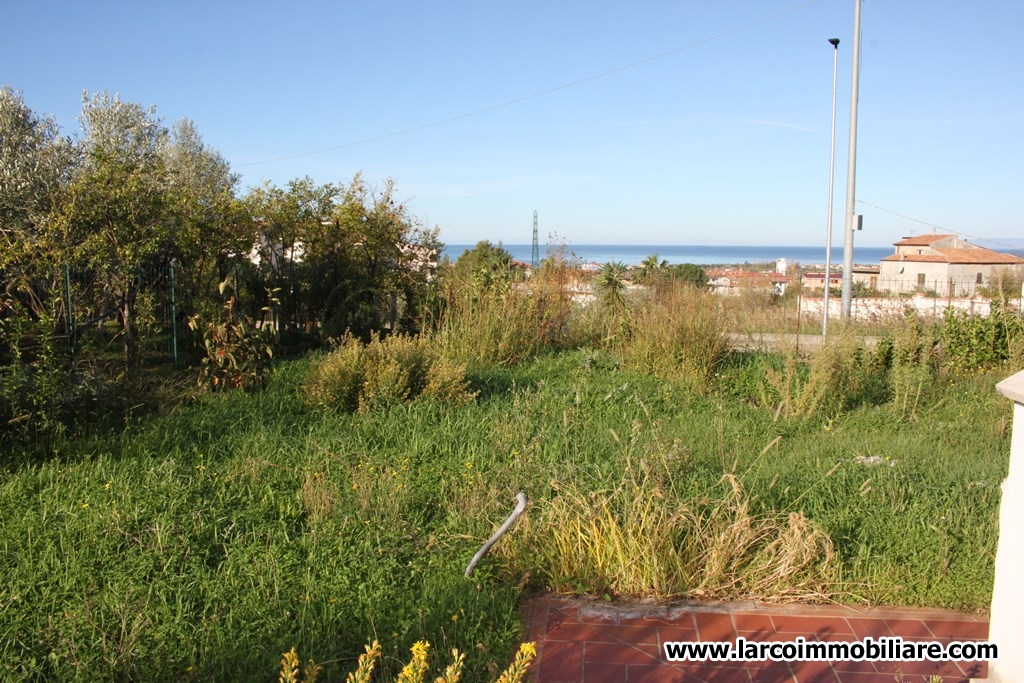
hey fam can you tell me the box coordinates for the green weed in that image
[426,259,582,370]
[303,333,476,414]
[615,282,727,392]
[188,278,276,392]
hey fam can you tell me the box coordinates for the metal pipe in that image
[841,0,863,319]
[465,492,527,577]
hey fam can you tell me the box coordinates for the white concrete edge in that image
[996,369,1024,405]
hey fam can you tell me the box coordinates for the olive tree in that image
[161,118,247,318]
[0,87,75,317]
[52,92,175,363]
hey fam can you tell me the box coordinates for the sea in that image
[441,244,895,267]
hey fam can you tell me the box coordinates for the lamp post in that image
[822,37,840,336]
[841,0,863,319]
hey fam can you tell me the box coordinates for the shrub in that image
[188,279,276,392]
[593,261,628,312]
[450,240,517,292]
[303,333,476,414]
[758,332,886,420]
[940,303,1023,372]
[304,335,364,412]
[886,313,939,420]
[616,282,727,392]
[1,310,68,440]
[0,300,120,445]
[427,264,578,369]
[667,262,708,288]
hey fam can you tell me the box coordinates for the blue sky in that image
[4,0,1022,249]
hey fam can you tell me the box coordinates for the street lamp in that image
[822,37,840,336]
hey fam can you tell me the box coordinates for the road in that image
[726,332,880,354]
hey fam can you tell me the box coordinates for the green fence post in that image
[64,263,75,357]
[170,259,179,368]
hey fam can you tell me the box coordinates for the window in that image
[917,273,926,287]
[976,272,984,285]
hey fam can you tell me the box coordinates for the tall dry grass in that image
[501,457,836,602]
[426,261,587,369]
[759,331,885,420]
[615,282,728,392]
[303,333,477,414]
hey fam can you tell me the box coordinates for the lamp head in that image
[828,38,840,47]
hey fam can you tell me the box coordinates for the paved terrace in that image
[523,596,990,683]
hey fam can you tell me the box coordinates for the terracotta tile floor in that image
[522,596,990,683]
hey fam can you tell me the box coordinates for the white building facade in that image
[878,234,1024,297]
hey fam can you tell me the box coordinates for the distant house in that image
[878,234,1024,296]
[396,242,439,281]
[803,266,880,294]
[852,265,881,291]
[707,268,793,296]
[802,271,843,292]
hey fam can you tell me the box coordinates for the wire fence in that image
[47,260,190,367]
[25,265,1024,367]
[803,275,1024,299]
[800,294,1024,322]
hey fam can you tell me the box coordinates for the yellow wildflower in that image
[397,641,430,683]
[345,640,381,683]
[435,648,466,683]
[494,642,537,683]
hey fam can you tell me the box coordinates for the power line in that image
[856,199,1022,252]
[237,0,820,168]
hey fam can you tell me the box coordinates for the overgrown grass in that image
[755,331,887,421]
[0,298,1016,680]
[504,463,836,601]
[613,282,728,391]
[0,366,522,682]
[303,333,477,414]
[425,263,584,370]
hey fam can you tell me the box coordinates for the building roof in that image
[894,234,957,246]
[881,248,1024,265]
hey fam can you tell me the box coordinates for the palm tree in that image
[636,254,668,285]
[594,261,628,311]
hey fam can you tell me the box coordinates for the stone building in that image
[877,234,1024,296]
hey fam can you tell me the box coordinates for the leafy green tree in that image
[0,87,75,318]
[452,240,515,291]
[633,256,707,290]
[1,89,95,440]
[329,175,440,337]
[669,263,708,288]
[161,118,245,319]
[634,254,669,285]
[243,177,339,333]
[55,91,173,364]
[3,86,442,371]
[242,174,439,341]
